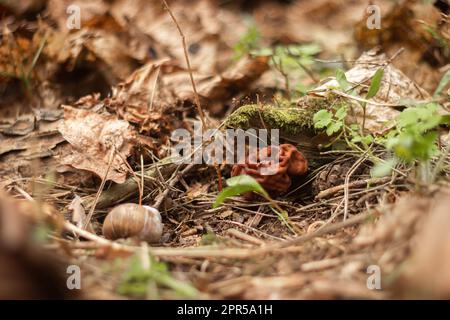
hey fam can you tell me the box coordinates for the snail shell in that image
[102,203,163,243]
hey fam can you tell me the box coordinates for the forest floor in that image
[0,0,449,299]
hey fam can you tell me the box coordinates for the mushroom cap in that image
[231,144,308,193]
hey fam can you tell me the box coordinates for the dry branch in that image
[84,157,177,210]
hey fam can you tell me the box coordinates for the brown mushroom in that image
[231,144,308,197]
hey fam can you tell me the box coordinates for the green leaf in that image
[326,121,342,136]
[366,68,384,99]
[313,110,332,128]
[371,158,398,178]
[234,25,261,59]
[389,134,414,162]
[213,175,269,208]
[286,43,321,56]
[361,134,374,145]
[351,135,362,143]
[117,255,198,299]
[335,106,348,120]
[336,69,351,91]
[397,108,419,129]
[397,103,442,133]
[441,115,450,126]
[351,134,373,145]
[434,69,450,97]
[251,47,273,57]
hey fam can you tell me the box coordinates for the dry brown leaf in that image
[162,55,269,114]
[354,0,447,92]
[353,188,450,298]
[68,194,87,229]
[44,28,90,68]
[46,0,109,29]
[186,182,210,199]
[57,106,137,184]
[1,0,45,16]
[106,59,185,147]
[110,0,243,74]
[198,55,270,101]
[83,30,139,82]
[111,58,171,110]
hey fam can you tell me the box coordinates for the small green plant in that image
[434,69,450,98]
[263,44,321,70]
[386,103,443,162]
[313,105,347,136]
[234,23,323,98]
[233,25,261,60]
[213,175,268,207]
[335,68,352,92]
[372,103,450,182]
[252,44,321,97]
[117,255,199,299]
[234,24,321,97]
[313,105,374,148]
[333,67,384,131]
[362,68,384,131]
[313,67,385,148]
[200,230,220,245]
[213,175,296,234]
[424,25,450,61]
[366,68,384,99]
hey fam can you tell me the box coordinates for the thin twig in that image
[272,211,375,250]
[315,176,392,199]
[148,64,162,112]
[343,155,367,221]
[140,155,144,205]
[115,150,143,205]
[161,0,206,129]
[154,163,195,209]
[84,148,115,229]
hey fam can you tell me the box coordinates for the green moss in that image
[226,93,350,135]
[298,94,348,112]
[226,104,316,135]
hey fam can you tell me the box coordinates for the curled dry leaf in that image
[164,55,270,114]
[197,55,270,102]
[109,58,173,112]
[57,106,138,184]
[45,26,138,83]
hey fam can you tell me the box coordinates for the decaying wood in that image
[84,157,177,210]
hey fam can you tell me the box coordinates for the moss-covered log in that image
[225,102,334,168]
